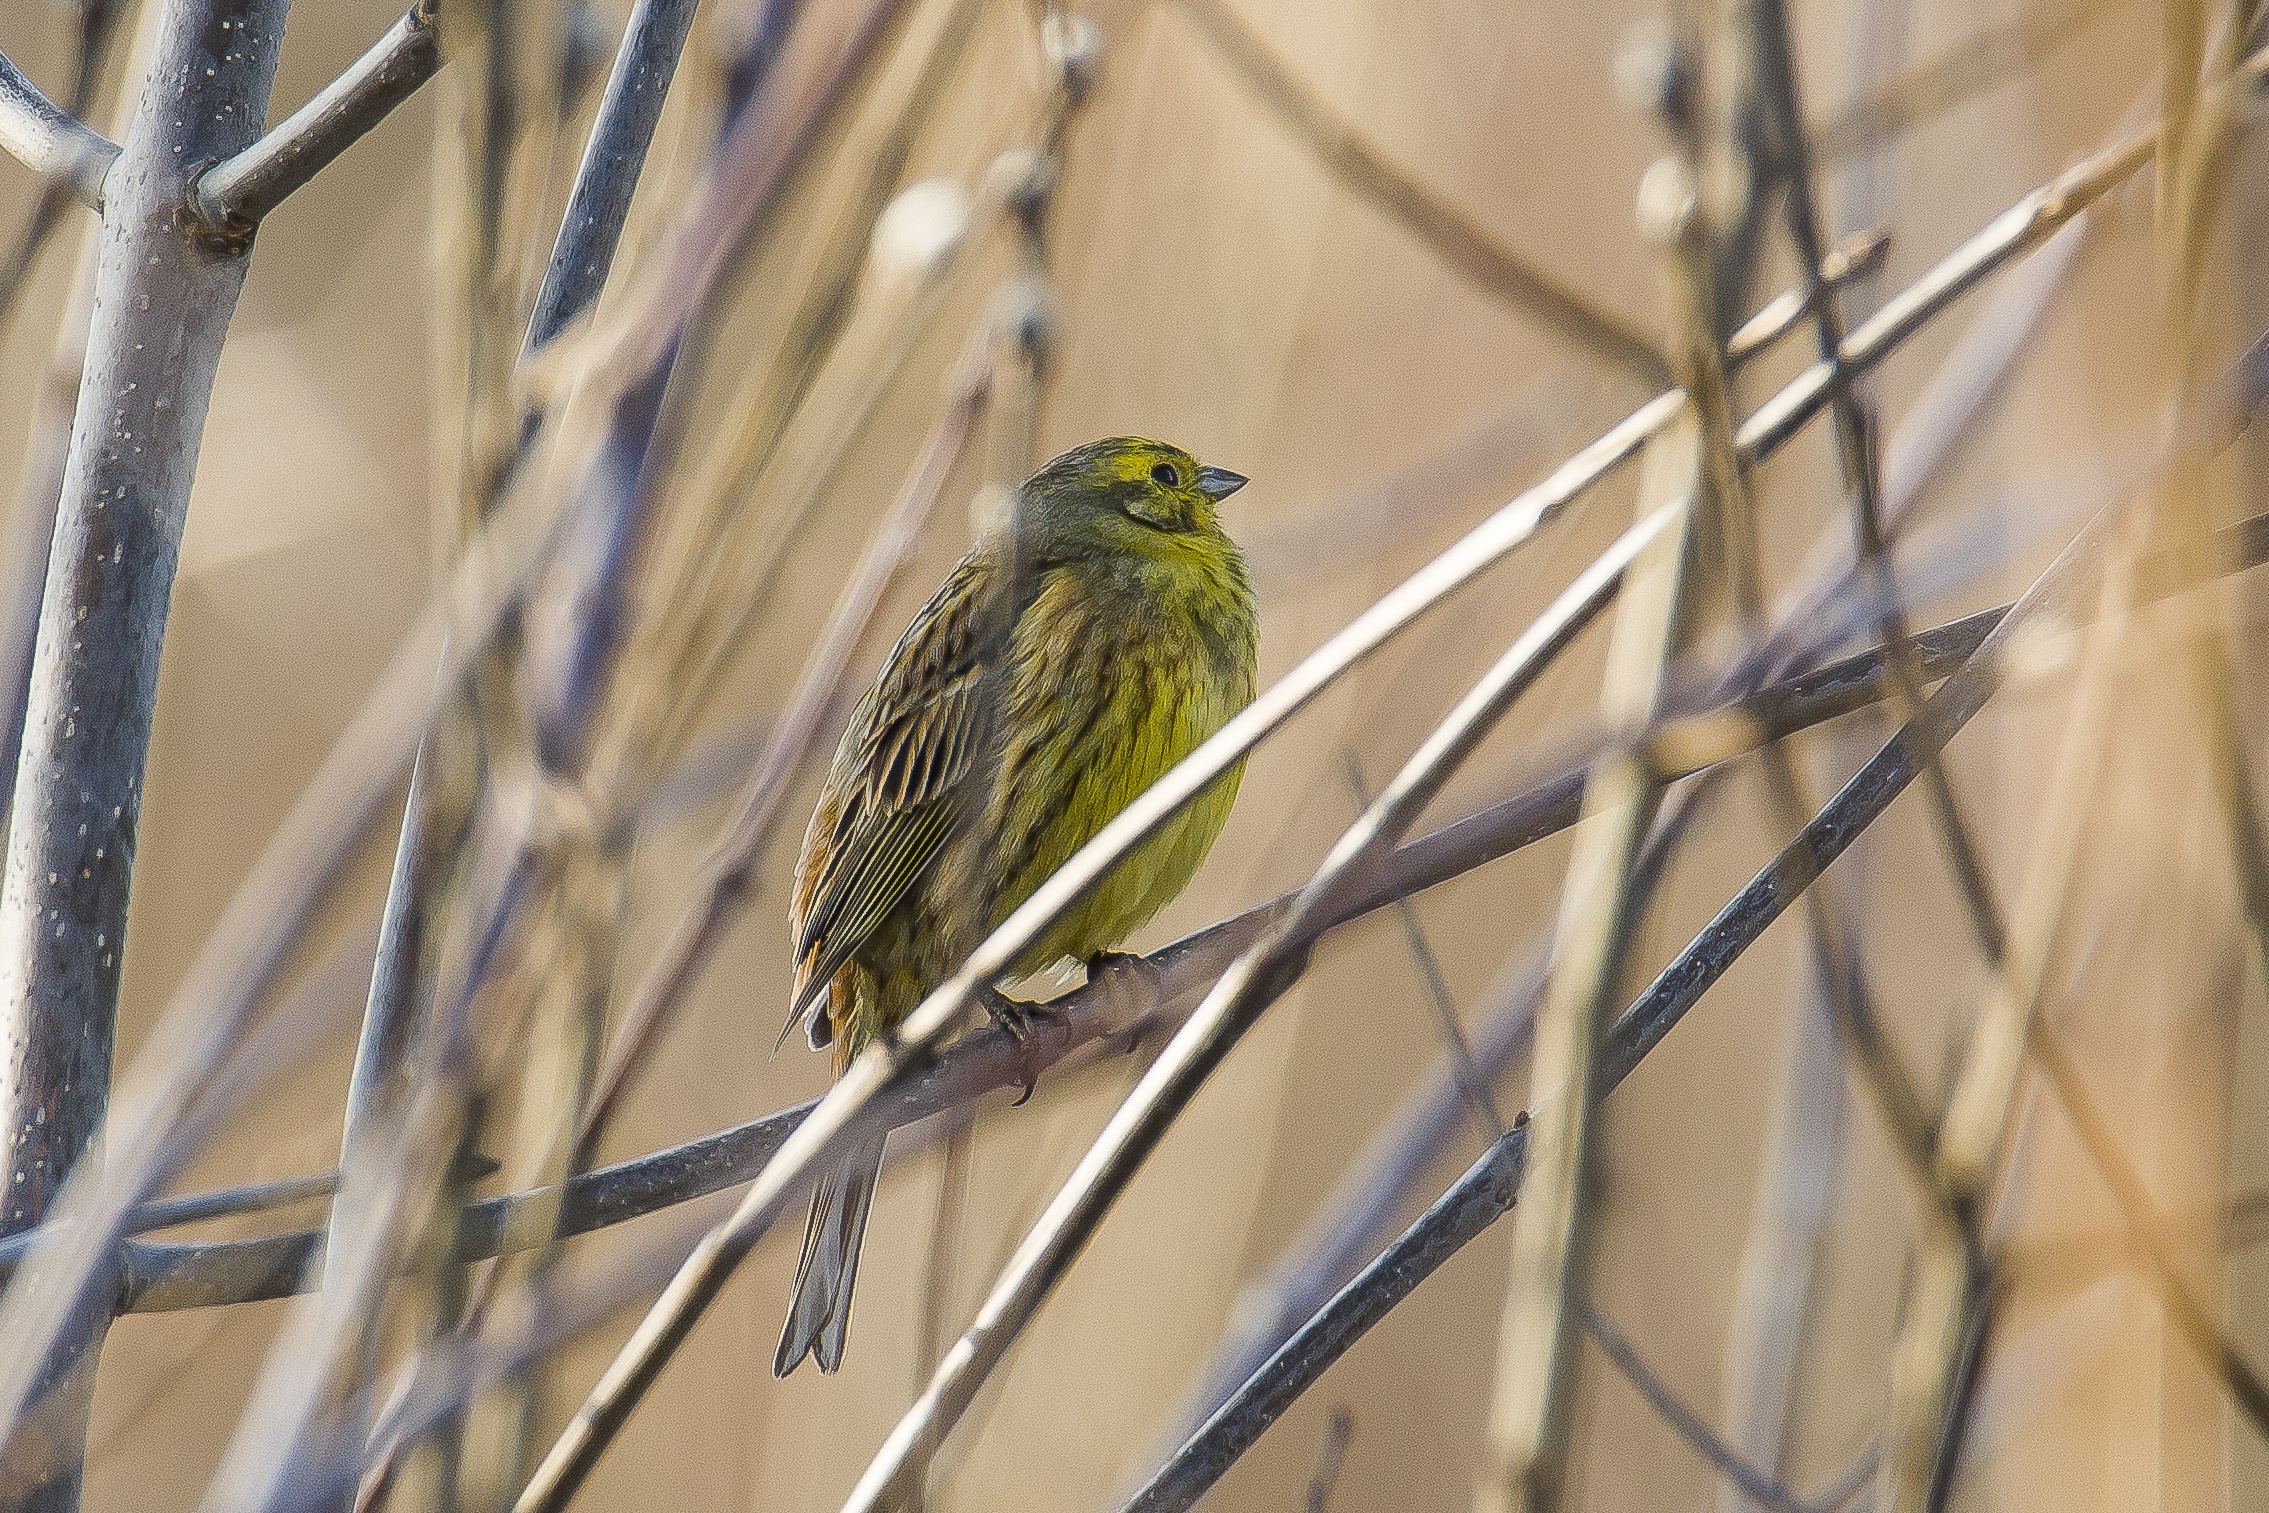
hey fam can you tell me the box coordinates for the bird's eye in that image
[1149,462,1180,488]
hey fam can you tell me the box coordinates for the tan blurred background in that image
[3,0,2264,1508]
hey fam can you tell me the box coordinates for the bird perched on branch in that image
[774,436,1258,1376]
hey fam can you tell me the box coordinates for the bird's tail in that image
[774,1132,886,1376]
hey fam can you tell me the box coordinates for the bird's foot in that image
[986,990,1069,1043]
[1085,950,1162,1029]
[985,991,1069,1106]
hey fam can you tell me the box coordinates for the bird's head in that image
[1016,437,1249,554]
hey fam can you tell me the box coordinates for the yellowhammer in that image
[775,436,1258,1375]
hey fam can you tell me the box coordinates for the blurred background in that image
[2,0,2265,1509]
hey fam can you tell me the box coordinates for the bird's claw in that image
[987,993,1068,1043]
[986,992,1068,1106]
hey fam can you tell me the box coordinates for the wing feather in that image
[786,551,1001,1037]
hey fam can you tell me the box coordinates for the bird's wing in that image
[787,551,1000,1039]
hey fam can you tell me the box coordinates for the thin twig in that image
[1303,1408,1353,1513]
[1166,0,1669,390]
[1579,1302,1846,1513]
[0,0,126,335]
[522,0,703,351]
[1341,752,1505,1143]
[1814,0,2129,164]
[191,2,442,232]
[0,47,116,207]
[908,1112,972,1513]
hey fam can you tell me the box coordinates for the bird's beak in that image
[1194,464,1248,502]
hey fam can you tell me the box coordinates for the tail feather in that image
[774,1134,886,1376]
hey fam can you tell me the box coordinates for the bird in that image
[774,436,1258,1376]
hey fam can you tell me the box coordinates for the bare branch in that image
[0,410,586,1471]
[0,231,99,837]
[1123,1130,1528,1513]
[1815,0,2128,166]
[0,48,116,208]
[1579,1302,1857,1513]
[523,0,702,351]
[191,3,441,232]
[0,1,128,333]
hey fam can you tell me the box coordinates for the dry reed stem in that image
[1478,410,1699,1513]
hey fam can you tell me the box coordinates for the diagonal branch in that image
[1479,399,1701,1513]
[0,48,117,208]
[1578,1302,1868,1513]
[1814,0,2129,166]
[522,0,702,351]
[1153,204,2094,1447]
[191,3,442,232]
[0,1,128,334]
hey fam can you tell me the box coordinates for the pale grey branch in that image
[0,49,116,208]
